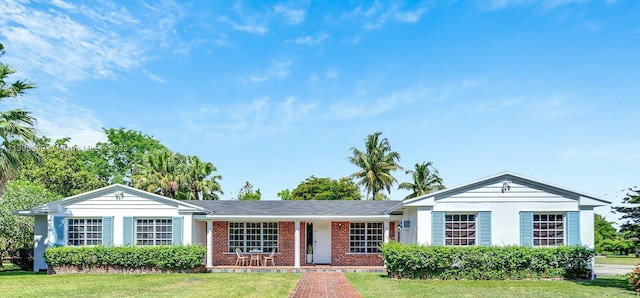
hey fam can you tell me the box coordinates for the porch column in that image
[294,221,301,268]
[206,221,213,268]
[383,221,390,243]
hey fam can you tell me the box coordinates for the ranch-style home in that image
[16,171,610,272]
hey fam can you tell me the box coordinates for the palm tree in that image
[398,161,445,200]
[132,149,186,199]
[348,131,402,200]
[184,155,223,200]
[0,43,39,191]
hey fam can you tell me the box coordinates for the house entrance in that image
[312,221,331,264]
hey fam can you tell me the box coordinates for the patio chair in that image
[263,248,276,266]
[235,248,247,266]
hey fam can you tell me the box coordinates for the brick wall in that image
[329,221,394,266]
[211,221,306,266]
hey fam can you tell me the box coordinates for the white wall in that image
[580,207,595,248]
[33,215,49,272]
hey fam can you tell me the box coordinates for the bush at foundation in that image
[381,241,594,280]
[45,245,206,273]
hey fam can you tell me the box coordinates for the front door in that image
[313,222,331,264]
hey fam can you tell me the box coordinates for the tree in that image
[348,131,402,200]
[0,180,61,268]
[0,43,40,192]
[131,149,186,199]
[237,181,261,200]
[291,176,361,200]
[92,128,166,185]
[182,155,223,200]
[17,138,105,197]
[594,213,620,254]
[398,161,445,200]
[613,187,640,242]
[277,189,292,200]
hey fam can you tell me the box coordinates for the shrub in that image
[9,247,34,271]
[628,261,640,293]
[44,245,206,271]
[381,241,594,280]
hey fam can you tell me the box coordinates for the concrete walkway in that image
[289,272,362,298]
[595,263,634,277]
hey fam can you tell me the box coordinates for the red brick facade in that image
[209,220,392,266]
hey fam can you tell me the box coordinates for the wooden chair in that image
[249,252,261,266]
[263,248,276,266]
[235,248,247,266]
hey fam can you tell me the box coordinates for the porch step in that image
[207,266,386,273]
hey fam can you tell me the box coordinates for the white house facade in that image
[15,171,610,272]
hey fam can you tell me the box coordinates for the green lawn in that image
[0,271,300,298]
[346,273,635,298]
[596,256,639,266]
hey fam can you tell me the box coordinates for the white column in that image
[383,221,390,243]
[206,221,213,268]
[294,221,301,268]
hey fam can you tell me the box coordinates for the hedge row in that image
[380,241,594,280]
[45,245,206,271]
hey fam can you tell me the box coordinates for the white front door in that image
[313,222,331,264]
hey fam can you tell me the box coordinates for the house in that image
[15,172,610,272]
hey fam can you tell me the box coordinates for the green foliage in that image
[614,187,640,243]
[9,247,33,271]
[628,261,640,293]
[398,161,445,200]
[291,176,361,200]
[0,180,61,266]
[595,213,622,254]
[44,245,206,271]
[92,128,166,185]
[237,181,261,200]
[0,43,39,187]
[380,242,594,280]
[277,189,292,200]
[348,131,402,200]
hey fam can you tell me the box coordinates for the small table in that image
[248,249,263,266]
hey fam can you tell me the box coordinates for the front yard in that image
[0,269,635,297]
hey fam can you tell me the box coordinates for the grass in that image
[0,271,301,298]
[596,256,639,266]
[346,273,636,298]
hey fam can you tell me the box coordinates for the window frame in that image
[444,213,477,246]
[227,222,279,253]
[349,222,383,254]
[532,213,565,247]
[135,218,173,246]
[67,218,103,246]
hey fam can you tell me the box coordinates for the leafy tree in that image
[132,148,186,199]
[613,187,640,243]
[182,155,223,200]
[398,161,445,200]
[92,128,166,185]
[291,176,361,200]
[594,214,620,254]
[348,131,402,200]
[237,181,261,201]
[0,43,40,192]
[277,189,292,200]
[0,180,61,268]
[17,138,105,197]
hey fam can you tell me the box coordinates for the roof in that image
[186,200,402,217]
[398,171,611,209]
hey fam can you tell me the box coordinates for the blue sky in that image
[1,0,638,218]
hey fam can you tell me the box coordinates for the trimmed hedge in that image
[44,245,206,271]
[381,241,594,280]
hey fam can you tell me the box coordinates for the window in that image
[136,218,172,245]
[350,222,383,253]
[68,218,102,246]
[445,214,476,246]
[228,222,278,252]
[533,214,564,246]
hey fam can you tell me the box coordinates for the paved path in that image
[595,264,634,277]
[289,272,362,298]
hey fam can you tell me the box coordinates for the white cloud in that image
[0,0,186,83]
[326,69,339,79]
[218,15,268,34]
[274,4,307,24]
[141,69,168,84]
[330,83,432,119]
[290,33,330,45]
[243,58,293,83]
[482,0,598,10]
[345,2,428,30]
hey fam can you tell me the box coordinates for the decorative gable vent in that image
[398,220,411,230]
